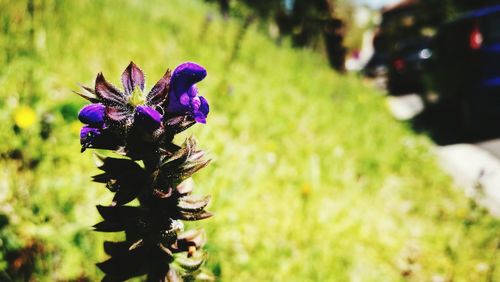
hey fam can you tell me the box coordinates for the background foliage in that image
[0,0,499,281]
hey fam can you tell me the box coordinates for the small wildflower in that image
[13,106,37,129]
[301,183,312,198]
[167,62,210,123]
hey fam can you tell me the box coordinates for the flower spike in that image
[77,62,213,281]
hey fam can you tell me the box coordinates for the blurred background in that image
[1,0,500,281]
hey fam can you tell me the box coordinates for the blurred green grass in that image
[0,0,499,281]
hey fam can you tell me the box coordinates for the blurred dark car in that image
[363,0,437,92]
[363,52,389,78]
[425,4,500,132]
[387,36,432,95]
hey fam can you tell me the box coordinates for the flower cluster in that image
[78,62,209,155]
[77,62,212,281]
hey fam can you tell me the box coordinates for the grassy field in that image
[0,0,499,281]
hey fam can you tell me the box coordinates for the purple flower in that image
[77,62,213,280]
[167,62,210,123]
[76,61,210,153]
[78,103,106,127]
[80,126,101,143]
[79,126,104,152]
[79,125,121,153]
[93,62,147,123]
[78,104,108,151]
[134,105,162,131]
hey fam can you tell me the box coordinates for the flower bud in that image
[78,104,106,127]
[134,105,162,131]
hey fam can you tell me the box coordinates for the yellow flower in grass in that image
[301,183,312,198]
[13,106,37,129]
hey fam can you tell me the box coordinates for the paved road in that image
[387,94,500,217]
[477,139,500,159]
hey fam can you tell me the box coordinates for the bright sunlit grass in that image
[0,0,498,281]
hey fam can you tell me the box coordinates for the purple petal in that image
[79,125,120,152]
[166,86,196,114]
[121,62,145,95]
[80,126,101,142]
[166,96,185,114]
[146,69,171,106]
[170,62,207,95]
[190,96,201,111]
[180,93,190,106]
[95,73,127,106]
[193,96,209,124]
[134,105,162,131]
[193,111,207,124]
[80,125,101,152]
[78,104,106,126]
[187,86,198,97]
[198,96,209,116]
